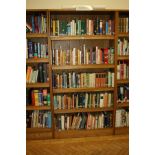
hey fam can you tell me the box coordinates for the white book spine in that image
[108,93,111,107]
[85,93,88,108]
[124,64,126,79]
[108,72,111,87]
[61,115,64,130]
[126,18,128,33]
[112,73,114,87]
[67,116,70,130]
[100,93,104,108]
[79,50,81,65]
[117,65,120,80]
[83,44,86,64]
[29,69,34,83]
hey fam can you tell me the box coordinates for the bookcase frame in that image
[26,9,129,140]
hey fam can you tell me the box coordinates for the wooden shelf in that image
[53,87,114,93]
[26,83,49,88]
[26,128,52,133]
[26,33,48,38]
[26,132,53,140]
[117,56,129,60]
[26,58,49,63]
[115,127,129,135]
[26,106,51,110]
[50,35,114,40]
[55,128,113,138]
[117,102,129,108]
[118,33,129,37]
[54,107,113,114]
[117,79,129,84]
[26,10,129,139]
[52,64,115,70]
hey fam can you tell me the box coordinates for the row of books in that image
[56,112,113,130]
[51,18,114,36]
[119,17,129,33]
[26,89,50,106]
[54,92,113,110]
[26,110,51,128]
[117,38,129,56]
[52,46,114,66]
[117,85,129,103]
[27,40,48,59]
[117,62,129,80]
[115,109,129,127]
[52,72,115,88]
[26,15,47,33]
[26,64,49,83]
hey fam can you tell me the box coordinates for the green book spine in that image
[79,20,81,35]
[47,93,50,106]
[62,20,67,35]
[76,19,78,35]
[81,20,86,35]
[59,20,62,35]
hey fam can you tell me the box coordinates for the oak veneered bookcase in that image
[26,10,129,140]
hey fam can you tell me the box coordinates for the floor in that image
[26,135,129,155]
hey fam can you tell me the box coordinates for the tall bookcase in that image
[26,10,129,140]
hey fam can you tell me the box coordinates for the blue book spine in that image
[73,72,75,88]
[34,43,37,57]
[38,43,41,58]
[46,44,48,58]
[104,112,108,127]
[52,73,56,88]
[31,15,35,33]
[38,92,43,106]
[62,73,65,88]
[67,23,71,35]
[48,112,52,128]
[93,51,96,64]
[106,21,108,35]
[38,16,41,33]
[28,41,33,58]
[65,73,67,88]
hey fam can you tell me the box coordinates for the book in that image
[26,110,52,128]
[56,112,113,130]
[26,14,47,33]
[54,92,114,109]
[52,46,114,65]
[50,18,114,36]
[115,109,129,127]
[53,72,114,88]
[117,61,129,80]
[38,64,43,82]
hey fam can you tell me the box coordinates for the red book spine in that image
[72,94,74,109]
[100,49,102,64]
[104,48,108,64]
[34,16,39,33]
[120,63,124,79]
[31,90,35,106]
[100,73,103,87]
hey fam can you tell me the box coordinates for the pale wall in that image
[26,0,129,10]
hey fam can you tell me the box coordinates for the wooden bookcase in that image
[26,10,129,140]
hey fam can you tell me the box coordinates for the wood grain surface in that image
[27,135,129,155]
